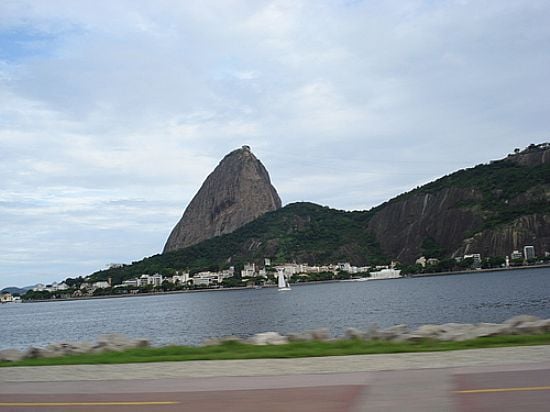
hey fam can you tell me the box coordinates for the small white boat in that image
[277,268,291,291]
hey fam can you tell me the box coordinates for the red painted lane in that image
[0,385,363,412]
[454,369,550,412]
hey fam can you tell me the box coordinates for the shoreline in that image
[409,262,550,278]
[14,264,550,304]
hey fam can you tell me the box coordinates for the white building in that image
[192,271,220,286]
[464,254,482,264]
[93,281,110,289]
[511,250,523,260]
[524,245,536,260]
[369,268,402,280]
[241,263,256,278]
[1,293,13,303]
[170,272,190,285]
[151,273,163,287]
[122,279,139,288]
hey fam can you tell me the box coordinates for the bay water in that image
[1,268,549,350]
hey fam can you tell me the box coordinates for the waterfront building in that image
[511,250,523,260]
[524,245,536,260]
[1,292,13,303]
[464,253,482,264]
[369,268,402,280]
[151,273,163,287]
[170,272,190,285]
[122,279,139,287]
[241,263,256,278]
[416,256,427,267]
[338,262,352,272]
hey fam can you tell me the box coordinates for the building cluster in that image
[21,258,405,299]
[240,260,401,281]
[0,293,21,303]
[415,244,545,269]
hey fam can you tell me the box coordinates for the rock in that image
[514,319,550,335]
[0,349,24,362]
[413,324,445,339]
[287,332,314,342]
[379,324,409,341]
[503,315,540,327]
[311,328,330,341]
[133,338,151,348]
[344,328,365,340]
[24,347,59,359]
[392,334,426,343]
[365,324,381,340]
[201,338,222,347]
[97,334,132,347]
[164,146,282,252]
[248,332,288,345]
[219,336,244,344]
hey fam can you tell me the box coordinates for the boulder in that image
[344,328,366,340]
[392,334,426,343]
[201,338,222,347]
[514,319,550,335]
[24,347,58,359]
[413,324,445,339]
[287,332,314,342]
[248,332,288,345]
[379,324,409,341]
[364,324,381,340]
[503,315,540,327]
[311,328,330,341]
[219,336,244,344]
[0,349,24,362]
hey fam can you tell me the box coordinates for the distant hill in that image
[1,286,33,295]
[90,143,550,283]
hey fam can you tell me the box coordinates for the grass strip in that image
[2,333,550,368]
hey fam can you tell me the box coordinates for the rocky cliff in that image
[163,146,282,252]
[367,143,550,262]
[90,144,549,283]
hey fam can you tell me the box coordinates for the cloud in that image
[1,0,550,287]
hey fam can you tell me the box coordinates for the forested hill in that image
[90,202,384,285]
[89,143,550,283]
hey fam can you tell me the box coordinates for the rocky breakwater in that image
[203,315,550,346]
[1,316,549,362]
[0,334,150,362]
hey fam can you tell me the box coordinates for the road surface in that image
[1,345,549,411]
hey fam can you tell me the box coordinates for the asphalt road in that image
[1,346,550,411]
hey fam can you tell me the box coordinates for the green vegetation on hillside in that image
[88,145,549,283]
[395,153,550,228]
[90,203,386,283]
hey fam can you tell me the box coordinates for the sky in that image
[1,0,550,289]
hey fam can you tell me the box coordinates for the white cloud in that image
[1,0,550,287]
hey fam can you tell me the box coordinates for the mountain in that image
[90,143,549,283]
[367,143,550,261]
[164,145,282,252]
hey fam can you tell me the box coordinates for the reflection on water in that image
[1,267,549,349]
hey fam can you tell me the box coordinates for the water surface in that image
[1,267,549,349]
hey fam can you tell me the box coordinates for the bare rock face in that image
[164,146,281,252]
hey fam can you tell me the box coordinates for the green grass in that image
[2,334,550,368]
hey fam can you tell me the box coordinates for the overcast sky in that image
[1,0,549,288]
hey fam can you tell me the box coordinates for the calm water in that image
[1,268,549,349]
